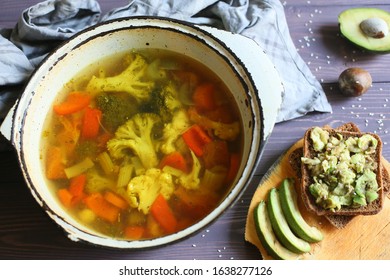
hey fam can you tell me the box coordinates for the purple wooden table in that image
[1,0,390,259]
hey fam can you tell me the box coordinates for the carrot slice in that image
[46,145,66,180]
[53,92,91,115]
[69,174,86,197]
[206,104,236,123]
[124,225,145,240]
[182,124,212,157]
[192,83,217,112]
[226,153,240,183]
[174,187,218,220]
[84,193,120,223]
[104,191,128,210]
[150,194,177,234]
[159,151,188,173]
[57,188,74,208]
[202,140,230,169]
[81,107,102,139]
[68,173,87,204]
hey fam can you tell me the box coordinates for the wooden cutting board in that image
[245,139,390,260]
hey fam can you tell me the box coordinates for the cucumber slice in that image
[279,178,324,243]
[254,201,301,260]
[267,188,311,254]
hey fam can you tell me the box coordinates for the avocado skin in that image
[279,178,323,243]
[267,188,311,254]
[254,201,300,260]
[339,7,390,52]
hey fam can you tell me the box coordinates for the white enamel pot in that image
[0,17,283,248]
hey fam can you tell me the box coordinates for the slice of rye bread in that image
[289,123,389,228]
[301,125,384,216]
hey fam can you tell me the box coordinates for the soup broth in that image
[41,49,243,240]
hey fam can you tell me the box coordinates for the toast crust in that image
[301,127,384,216]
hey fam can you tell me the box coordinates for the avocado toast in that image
[290,123,390,228]
[301,126,383,216]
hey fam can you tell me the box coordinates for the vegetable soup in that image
[41,49,243,240]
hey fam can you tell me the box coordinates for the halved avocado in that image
[254,201,301,260]
[339,7,390,52]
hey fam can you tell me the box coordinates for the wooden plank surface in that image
[1,0,390,260]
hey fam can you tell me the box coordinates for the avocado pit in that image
[360,17,389,39]
[338,67,372,97]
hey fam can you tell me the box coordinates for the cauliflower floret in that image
[160,109,191,155]
[178,150,202,190]
[127,168,174,214]
[107,113,161,169]
[187,107,240,141]
[86,53,154,102]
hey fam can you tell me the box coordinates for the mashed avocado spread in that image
[301,127,379,211]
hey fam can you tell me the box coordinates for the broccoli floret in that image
[95,93,136,132]
[188,107,240,141]
[140,81,182,123]
[138,87,163,115]
[127,168,175,214]
[106,113,161,169]
[75,140,98,160]
[160,109,191,155]
[86,53,154,102]
[178,150,202,190]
